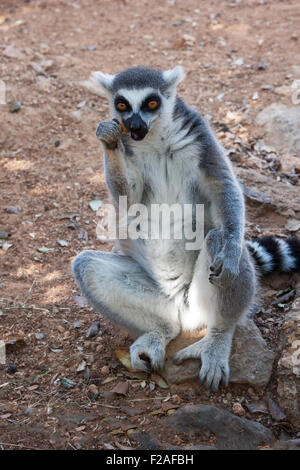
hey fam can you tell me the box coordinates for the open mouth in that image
[130,130,147,141]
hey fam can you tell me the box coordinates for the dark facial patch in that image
[141,94,161,112]
[114,95,132,113]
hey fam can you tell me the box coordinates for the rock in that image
[70,110,82,122]
[232,402,246,416]
[101,365,110,375]
[57,239,68,247]
[230,319,275,386]
[37,76,52,93]
[255,103,300,157]
[88,200,102,212]
[0,232,11,239]
[261,84,273,91]
[285,219,300,233]
[132,431,159,450]
[9,102,21,113]
[67,220,79,230]
[7,363,17,374]
[233,57,244,67]
[274,85,291,97]
[35,332,45,340]
[236,167,300,218]
[72,320,81,329]
[86,321,100,338]
[163,319,275,387]
[277,296,300,427]
[39,42,50,54]
[76,360,86,373]
[60,377,76,389]
[267,397,286,422]
[280,155,300,174]
[166,404,274,450]
[239,182,271,206]
[88,384,98,396]
[1,242,12,251]
[258,59,268,70]
[3,45,23,59]
[246,401,269,415]
[23,407,35,416]
[275,439,300,450]
[5,206,22,214]
[74,295,88,308]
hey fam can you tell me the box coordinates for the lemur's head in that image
[92,66,185,141]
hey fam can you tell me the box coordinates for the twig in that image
[0,442,37,450]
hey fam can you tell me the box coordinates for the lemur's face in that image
[113,88,162,141]
[92,66,185,142]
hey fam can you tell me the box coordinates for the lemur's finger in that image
[113,118,129,134]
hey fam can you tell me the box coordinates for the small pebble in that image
[7,363,17,374]
[35,332,45,340]
[232,402,246,416]
[258,59,268,70]
[88,384,99,396]
[5,206,22,214]
[9,102,21,113]
[86,321,100,338]
[100,365,110,375]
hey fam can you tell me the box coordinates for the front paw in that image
[173,338,230,392]
[209,248,240,287]
[96,119,122,149]
[130,333,165,373]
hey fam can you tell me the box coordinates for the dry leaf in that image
[76,360,87,373]
[119,406,143,417]
[110,381,129,395]
[101,377,117,384]
[115,441,133,450]
[150,408,164,416]
[75,425,86,432]
[151,372,169,389]
[166,409,177,416]
[115,348,140,372]
[161,402,179,412]
[109,428,124,436]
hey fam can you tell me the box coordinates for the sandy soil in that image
[0,0,299,450]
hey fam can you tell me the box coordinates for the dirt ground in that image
[0,0,299,450]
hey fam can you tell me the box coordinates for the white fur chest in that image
[129,136,201,206]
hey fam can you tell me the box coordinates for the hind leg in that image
[174,229,256,391]
[72,251,180,372]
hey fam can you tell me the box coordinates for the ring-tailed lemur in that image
[72,66,300,391]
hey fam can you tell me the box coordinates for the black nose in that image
[124,113,148,141]
[129,114,143,131]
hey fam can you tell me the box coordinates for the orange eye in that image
[148,100,158,110]
[117,102,127,111]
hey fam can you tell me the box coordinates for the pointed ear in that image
[91,71,115,93]
[162,66,185,92]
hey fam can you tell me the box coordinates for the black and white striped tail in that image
[247,237,300,274]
